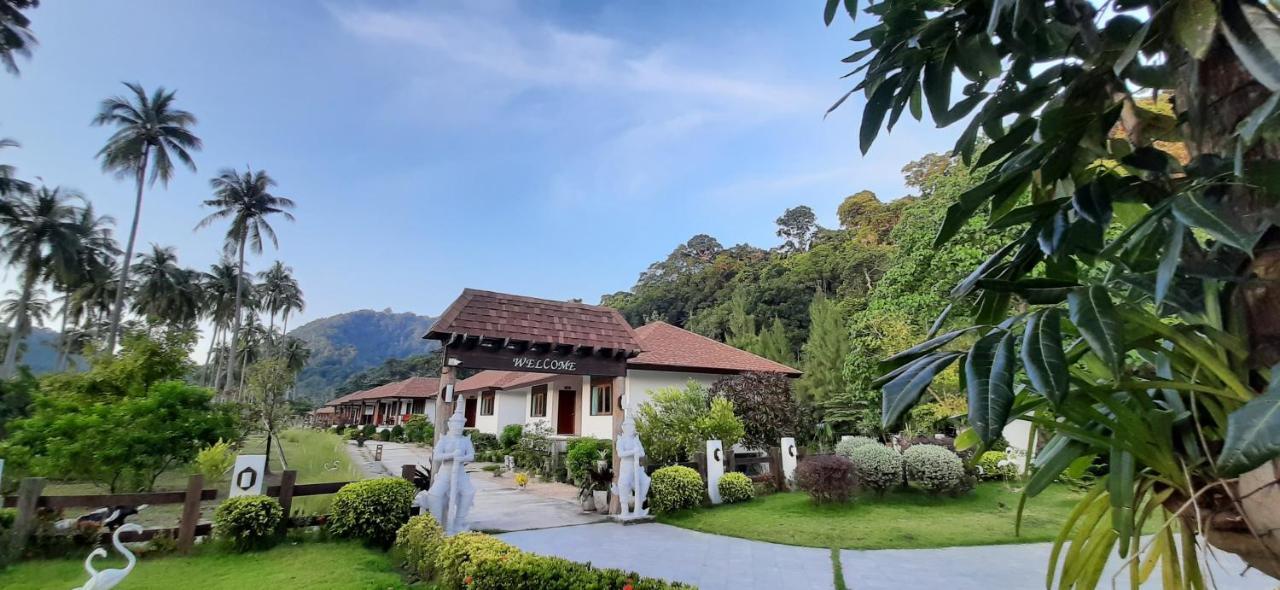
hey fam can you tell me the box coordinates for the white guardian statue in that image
[427,401,476,534]
[612,399,650,520]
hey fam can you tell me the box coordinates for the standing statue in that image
[612,402,650,519]
[427,401,475,534]
[73,523,142,590]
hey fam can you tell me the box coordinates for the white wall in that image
[496,390,526,434]
[473,393,497,434]
[624,370,723,410]
[580,375,613,440]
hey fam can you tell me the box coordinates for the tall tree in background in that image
[754,317,794,366]
[826,0,1280,581]
[54,203,118,369]
[131,244,201,327]
[0,187,82,376]
[93,83,201,353]
[0,0,38,75]
[775,205,818,253]
[247,357,293,472]
[257,261,299,332]
[796,291,849,413]
[0,139,31,197]
[197,168,295,395]
[725,292,758,352]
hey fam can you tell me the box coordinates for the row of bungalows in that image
[316,316,800,440]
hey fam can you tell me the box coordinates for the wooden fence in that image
[2,464,417,556]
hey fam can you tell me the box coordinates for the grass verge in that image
[0,541,413,590]
[657,482,1083,550]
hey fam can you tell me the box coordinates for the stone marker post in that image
[779,437,798,491]
[706,440,725,504]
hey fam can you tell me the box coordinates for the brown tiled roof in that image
[325,390,364,407]
[628,322,801,376]
[454,370,557,395]
[425,289,641,353]
[344,376,441,402]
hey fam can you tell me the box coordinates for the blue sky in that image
[0,1,959,334]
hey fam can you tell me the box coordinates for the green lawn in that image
[657,482,1084,550]
[0,542,416,590]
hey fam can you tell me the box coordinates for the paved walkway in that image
[345,440,607,533]
[500,522,1279,590]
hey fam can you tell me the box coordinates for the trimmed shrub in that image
[795,455,856,503]
[390,424,406,441]
[470,431,500,453]
[847,444,903,494]
[499,424,523,450]
[213,495,283,551]
[649,466,704,513]
[362,424,377,438]
[834,436,878,458]
[194,439,235,482]
[566,437,610,484]
[976,450,1017,480]
[435,532,522,589]
[717,472,755,504]
[329,477,416,546]
[404,416,434,443]
[903,444,965,493]
[394,514,446,581]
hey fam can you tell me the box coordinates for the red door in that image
[464,397,477,428]
[556,389,576,435]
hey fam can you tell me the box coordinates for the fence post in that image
[769,447,784,491]
[8,477,44,559]
[400,464,416,482]
[177,474,204,554]
[276,470,297,530]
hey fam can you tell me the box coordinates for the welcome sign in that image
[511,357,577,372]
[449,347,626,376]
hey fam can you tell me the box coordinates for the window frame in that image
[530,384,548,417]
[479,391,495,416]
[589,377,613,416]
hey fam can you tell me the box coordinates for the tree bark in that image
[1,268,35,376]
[224,238,246,396]
[106,148,149,354]
[55,293,70,371]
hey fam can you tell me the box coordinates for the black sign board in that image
[449,346,627,377]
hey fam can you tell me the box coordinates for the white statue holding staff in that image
[612,396,650,519]
[427,400,475,534]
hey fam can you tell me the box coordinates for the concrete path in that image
[345,440,607,533]
[500,522,834,590]
[500,521,1279,590]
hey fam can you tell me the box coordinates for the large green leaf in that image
[966,330,1017,444]
[1022,308,1070,405]
[824,0,841,25]
[1027,435,1090,496]
[881,352,961,429]
[975,118,1037,168]
[1068,287,1125,376]
[1174,0,1219,60]
[1171,192,1264,253]
[1155,219,1185,307]
[1218,367,1280,475]
[860,77,898,154]
[880,326,979,370]
[1221,0,1280,91]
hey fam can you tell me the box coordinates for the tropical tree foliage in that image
[825,0,1280,583]
[0,0,38,75]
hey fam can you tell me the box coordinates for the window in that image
[480,391,495,416]
[530,385,547,417]
[590,377,613,416]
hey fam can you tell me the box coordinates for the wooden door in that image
[557,389,576,435]
[464,397,477,428]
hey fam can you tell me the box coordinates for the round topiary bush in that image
[434,531,521,589]
[976,450,1018,480]
[795,455,856,503]
[329,477,416,547]
[649,466,704,513]
[834,436,879,459]
[903,444,965,493]
[213,494,283,551]
[717,472,755,504]
[394,514,446,581]
[847,444,903,494]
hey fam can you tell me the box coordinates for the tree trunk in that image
[1172,38,1280,577]
[106,149,149,354]
[1,269,35,377]
[55,294,70,371]
[224,238,246,396]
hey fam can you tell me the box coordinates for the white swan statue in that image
[73,523,142,590]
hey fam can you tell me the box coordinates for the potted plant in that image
[589,459,613,513]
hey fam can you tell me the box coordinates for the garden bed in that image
[657,482,1084,550]
[0,541,419,590]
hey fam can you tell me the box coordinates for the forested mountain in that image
[601,151,1004,435]
[1,327,84,375]
[288,308,438,403]
[331,353,442,397]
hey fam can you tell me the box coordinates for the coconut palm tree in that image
[52,203,117,367]
[199,260,248,389]
[0,1,38,76]
[0,287,48,329]
[256,261,299,331]
[92,82,201,353]
[131,244,201,326]
[196,168,294,395]
[0,186,82,375]
[0,139,31,198]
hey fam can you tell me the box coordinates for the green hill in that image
[288,308,438,404]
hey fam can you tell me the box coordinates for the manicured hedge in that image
[847,444,903,494]
[649,466,704,513]
[213,495,283,551]
[394,524,691,589]
[717,472,755,504]
[795,455,856,503]
[903,444,965,493]
[329,477,416,547]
